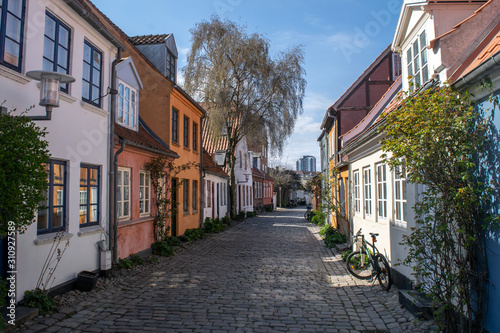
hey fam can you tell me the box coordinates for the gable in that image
[116,57,143,91]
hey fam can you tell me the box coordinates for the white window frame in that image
[406,30,429,91]
[376,163,388,220]
[118,80,138,129]
[117,167,131,220]
[353,170,361,215]
[139,170,151,217]
[363,167,372,217]
[394,163,408,229]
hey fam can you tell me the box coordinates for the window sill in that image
[78,225,105,237]
[183,146,190,152]
[81,101,107,117]
[34,232,74,246]
[118,216,154,228]
[172,142,180,148]
[61,92,77,104]
[0,66,30,84]
[183,211,190,216]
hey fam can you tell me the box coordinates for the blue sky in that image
[91,0,403,169]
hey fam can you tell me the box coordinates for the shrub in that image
[246,211,257,218]
[166,236,182,247]
[341,249,352,262]
[319,225,347,248]
[266,206,273,212]
[311,209,326,225]
[222,216,232,226]
[204,217,226,233]
[129,253,144,266]
[184,228,206,242]
[151,241,175,257]
[235,211,246,221]
[24,288,55,316]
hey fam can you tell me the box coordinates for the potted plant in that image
[76,271,99,292]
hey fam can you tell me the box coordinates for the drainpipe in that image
[109,50,122,267]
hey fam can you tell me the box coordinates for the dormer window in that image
[166,49,176,82]
[406,30,429,91]
[118,81,138,129]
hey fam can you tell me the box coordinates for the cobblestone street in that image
[14,208,435,333]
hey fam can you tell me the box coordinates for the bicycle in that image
[304,204,314,221]
[345,228,392,291]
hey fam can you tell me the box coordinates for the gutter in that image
[453,50,500,90]
[64,0,126,51]
[109,50,122,269]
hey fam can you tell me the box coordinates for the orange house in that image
[83,3,205,238]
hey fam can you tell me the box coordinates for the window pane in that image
[413,40,419,58]
[80,205,87,224]
[54,164,65,184]
[124,186,129,201]
[83,43,91,62]
[93,50,101,69]
[92,85,100,102]
[43,37,54,61]
[8,0,23,17]
[45,15,56,39]
[4,39,20,67]
[80,187,87,205]
[53,207,63,228]
[117,170,122,185]
[117,202,122,218]
[89,168,97,185]
[80,167,87,185]
[6,14,21,42]
[38,209,48,230]
[90,205,98,222]
[82,63,91,81]
[420,31,427,50]
[92,68,100,85]
[123,202,129,216]
[59,26,69,48]
[90,187,98,204]
[57,48,68,68]
[140,201,144,214]
[140,173,144,186]
[53,186,64,206]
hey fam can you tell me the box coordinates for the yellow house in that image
[169,86,206,236]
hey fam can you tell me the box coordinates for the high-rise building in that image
[296,155,317,172]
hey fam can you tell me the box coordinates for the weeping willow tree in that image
[183,16,306,217]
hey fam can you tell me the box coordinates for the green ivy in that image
[24,288,55,316]
[381,85,497,332]
[0,109,50,235]
[151,242,175,257]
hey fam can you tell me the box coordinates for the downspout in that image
[109,49,122,266]
[113,138,126,264]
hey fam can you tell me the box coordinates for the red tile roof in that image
[202,150,229,178]
[129,34,172,45]
[115,119,179,158]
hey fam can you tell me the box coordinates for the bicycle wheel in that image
[374,254,392,291]
[304,211,310,220]
[346,250,373,280]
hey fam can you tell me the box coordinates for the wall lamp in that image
[26,70,75,120]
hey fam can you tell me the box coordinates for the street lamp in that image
[26,70,75,120]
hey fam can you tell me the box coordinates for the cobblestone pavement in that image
[13,208,436,333]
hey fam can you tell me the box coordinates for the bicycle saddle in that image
[369,233,379,237]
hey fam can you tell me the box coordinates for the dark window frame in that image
[183,179,189,213]
[0,0,26,72]
[192,180,197,211]
[166,49,176,82]
[82,40,102,107]
[192,122,198,151]
[38,160,67,235]
[79,165,100,227]
[172,107,178,143]
[43,11,71,93]
[183,115,189,148]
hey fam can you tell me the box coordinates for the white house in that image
[0,0,124,301]
[203,150,229,220]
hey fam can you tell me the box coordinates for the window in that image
[192,180,197,211]
[206,180,212,208]
[43,12,71,93]
[0,0,25,71]
[353,170,361,214]
[79,165,99,226]
[394,164,408,229]
[406,31,428,91]
[38,160,66,234]
[118,81,137,128]
[392,53,402,81]
[117,167,130,219]
[139,171,150,216]
[239,151,242,169]
[172,107,178,143]
[363,167,372,216]
[82,41,102,107]
[376,164,387,219]
[183,179,189,213]
[166,49,176,82]
[183,116,189,148]
[192,122,198,151]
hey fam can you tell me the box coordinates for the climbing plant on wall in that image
[381,85,498,333]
